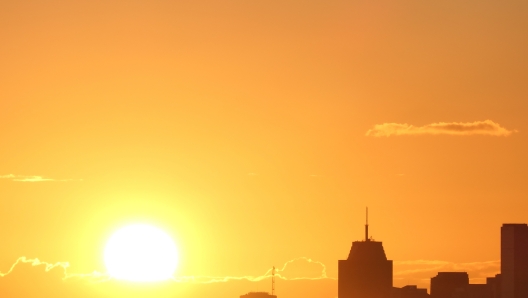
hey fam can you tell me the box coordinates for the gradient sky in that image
[1,0,528,297]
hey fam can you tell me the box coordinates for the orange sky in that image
[1,0,528,297]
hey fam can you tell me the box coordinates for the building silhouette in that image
[486,274,501,298]
[240,292,277,298]
[392,285,429,298]
[467,284,488,298]
[338,209,393,298]
[430,272,468,298]
[240,267,277,298]
[501,224,528,298]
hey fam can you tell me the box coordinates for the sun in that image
[104,224,179,282]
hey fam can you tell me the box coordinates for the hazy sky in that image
[1,0,528,297]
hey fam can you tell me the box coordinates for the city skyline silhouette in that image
[336,210,528,298]
[0,210,523,297]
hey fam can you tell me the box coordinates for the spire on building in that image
[365,207,369,242]
[339,208,393,298]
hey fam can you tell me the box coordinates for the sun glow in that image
[104,224,179,282]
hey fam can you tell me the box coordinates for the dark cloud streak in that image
[366,120,516,137]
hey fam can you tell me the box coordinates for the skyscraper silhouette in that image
[430,272,468,298]
[338,209,393,298]
[501,224,528,298]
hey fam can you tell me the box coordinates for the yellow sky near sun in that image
[1,0,528,297]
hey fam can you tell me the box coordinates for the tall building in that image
[501,224,528,298]
[338,209,393,298]
[430,272,468,298]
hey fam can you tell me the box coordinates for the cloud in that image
[173,257,333,283]
[266,257,331,281]
[0,257,110,298]
[0,256,501,298]
[0,257,69,278]
[366,120,516,137]
[1,256,332,285]
[0,256,335,298]
[3,257,497,286]
[0,174,82,182]
[0,256,106,282]
[393,259,500,288]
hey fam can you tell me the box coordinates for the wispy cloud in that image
[394,259,500,287]
[394,259,499,275]
[3,256,497,286]
[1,256,332,284]
[269,257,331,280]
[0,256,499,296]
[0,174,82,182]
[0,257,107,281]
[0,257,110,285]
[173,257,334,283]
[366,120,516,137]
[0,257,336,298]
[0,257,70,278]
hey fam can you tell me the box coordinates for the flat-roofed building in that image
[501,224,528,298]
[430,272,469,298]
[486,274,501,298]
[392,285,429,298]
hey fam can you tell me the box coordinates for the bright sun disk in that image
[104,224,178,282]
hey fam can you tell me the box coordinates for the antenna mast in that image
[272,266,275,296]
[365,207,369,241]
